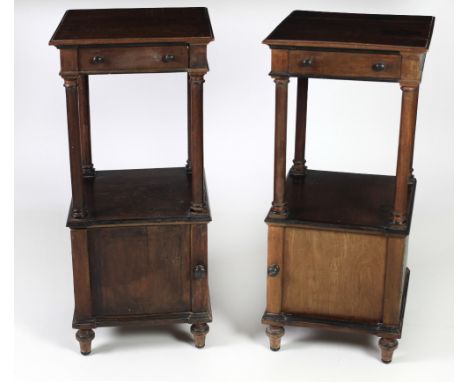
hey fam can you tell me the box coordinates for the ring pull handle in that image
[91,56,104,64]
[372,62,386,71]
[301,58,313,67]
[163,54,176,63]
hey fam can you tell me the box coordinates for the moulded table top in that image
[49,7,214,47]
[264,10,435,52]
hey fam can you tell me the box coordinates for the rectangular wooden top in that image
[50,7,214,47]
[264,10,434,52]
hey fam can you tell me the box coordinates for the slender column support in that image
[186,73,192,173]
[269,76,289,218]
[189,71,207,214]
[291,77,308,176]
[78,75,95,178]
[63,76,87,218]
[393,85,419,225]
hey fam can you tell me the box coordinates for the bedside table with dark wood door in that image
[262,11,434,363]
[49,7,214,355]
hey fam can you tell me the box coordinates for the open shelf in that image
[266,169,415,234]
[67,167,211,228]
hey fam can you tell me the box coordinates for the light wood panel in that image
[282,228,387,321]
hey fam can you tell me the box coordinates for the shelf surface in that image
[266,170,415,235]
[67,167,210,228]
[50,7,214,46]
[263,10,434,52]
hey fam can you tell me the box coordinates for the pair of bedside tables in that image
[50,8,434,363]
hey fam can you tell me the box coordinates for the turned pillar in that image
[270,76,289,217]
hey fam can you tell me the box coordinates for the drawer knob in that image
[372,62,386,71]
[268,264,280,277]
[301,58,313,67]
[193,264,207,279]
[162,54,176,63]
[91,56,104,64]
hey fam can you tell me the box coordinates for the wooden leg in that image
[188,72,206,214]
[186,73,192,174]
[63,76,87,218]
[269,76,289,218]
[393,85,419,225]
[266,325,285,351]
[191,323,209,348]
[378,337,398,364]
[291,77,308,176]
[78,75,95,178]
[76,329,95,355]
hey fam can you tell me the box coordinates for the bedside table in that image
[262,10,434,363]
[50,7,214,354]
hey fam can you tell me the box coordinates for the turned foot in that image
[191,323,209,348]
[379,337,398,364]
[76,329,95,355]
[266,325,285,351]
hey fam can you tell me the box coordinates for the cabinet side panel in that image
[283,228,387,321]
[382,236,408,325]
[266,225,285,313]
[71,229,92,319]
[89,225,191,316]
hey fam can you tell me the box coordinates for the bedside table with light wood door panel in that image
[262,10,434,363]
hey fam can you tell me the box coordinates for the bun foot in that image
[379,337,398,364]
[76,329,95,355]
[191,323,209,348]
[266,325,285,351]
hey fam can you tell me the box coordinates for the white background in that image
[15,0,453,381]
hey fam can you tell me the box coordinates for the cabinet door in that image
[88,225,191,316]
[282,228,387,322]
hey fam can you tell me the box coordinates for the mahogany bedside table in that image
[262,11,434,363]
[49,8,214,355]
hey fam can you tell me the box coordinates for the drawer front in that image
[79,45,188,73]
[289,50,401,80]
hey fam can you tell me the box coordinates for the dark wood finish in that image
[266,170,416,234]
[51,8,214,354]
[66,168,210,228]
[49,8,214,46]
[291,77,308,175]
[189,73,207,213]
[88,225,191,316]
[64,77,87,218]
[76,329,95,355]
[263,10,433,362]
[78,75,94,178]
[288,50,401,81]
[78,45,188,74]
[191,323,209,348]
[264,11,434,52]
